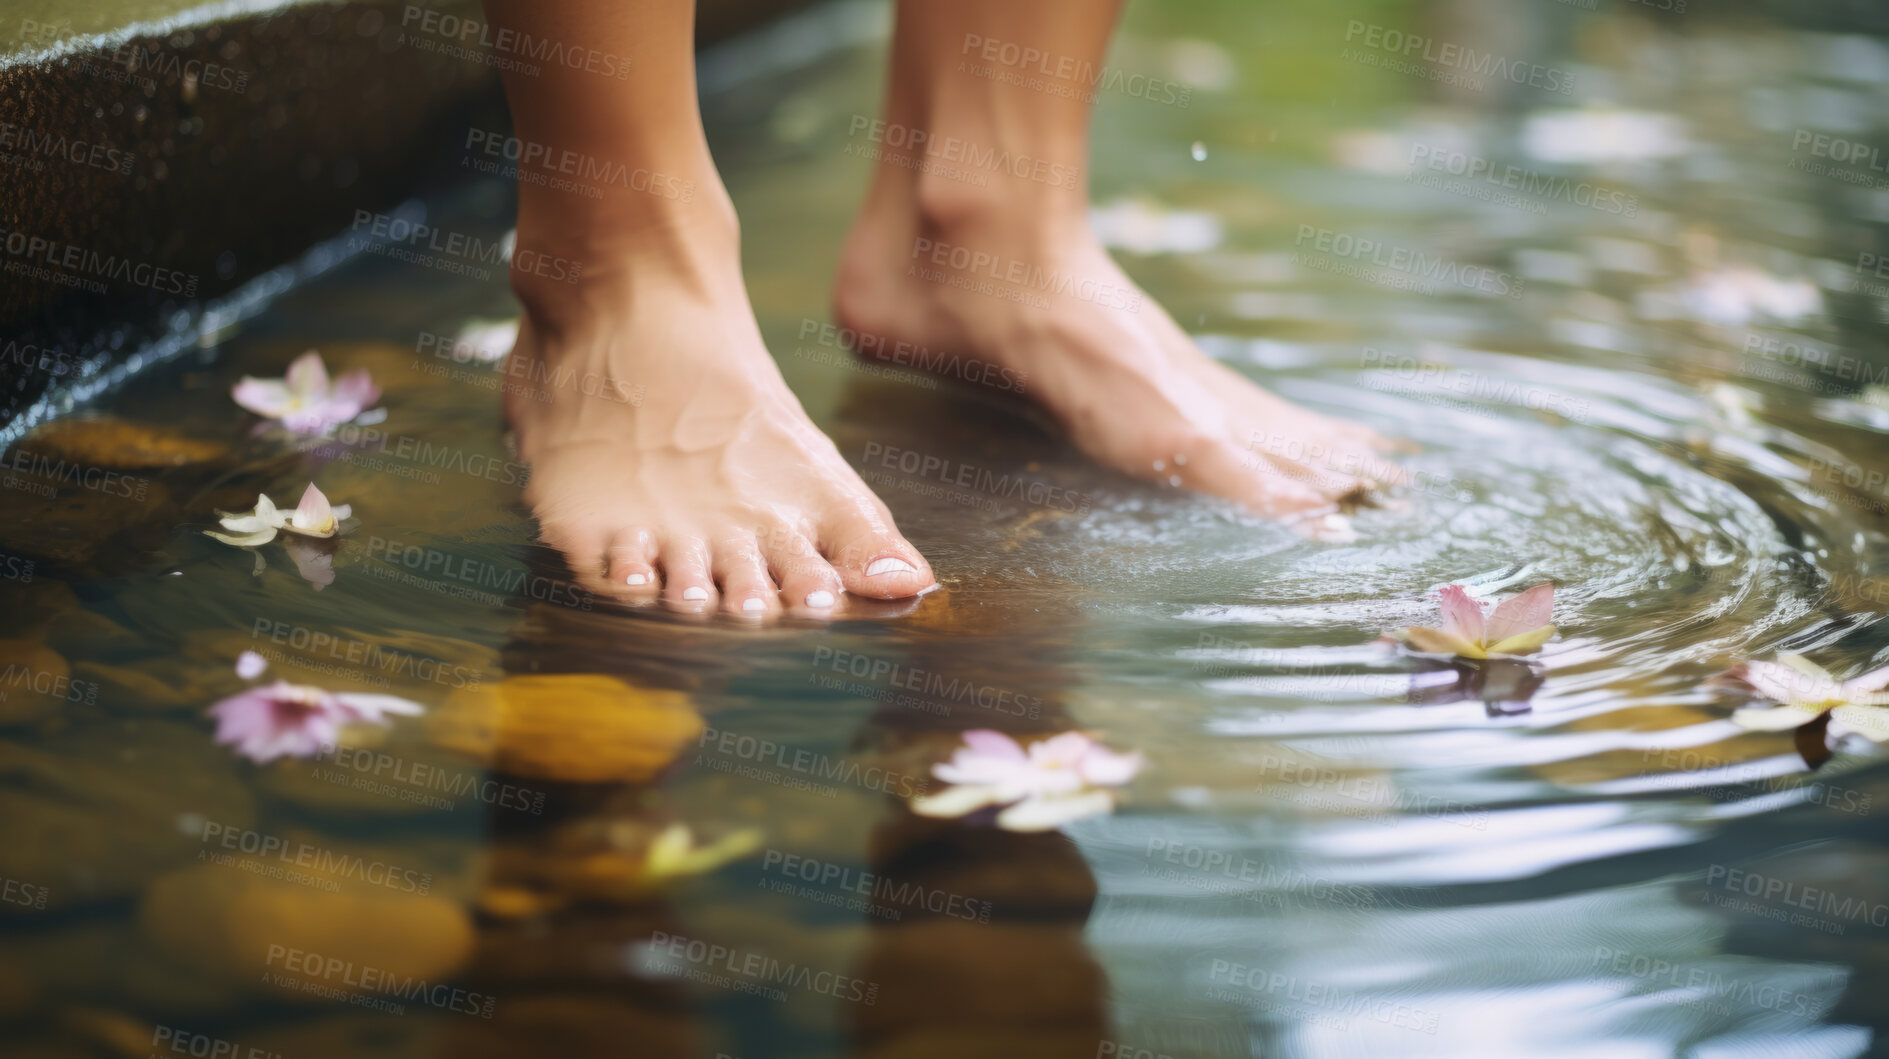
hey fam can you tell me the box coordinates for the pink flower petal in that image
[1026,731,1096,769]
[208,682,340,763]
[328,368,381,415]
[232,378,293,418]
[1841,661,1889,696]
[959,729,1027,761]
[935,750,1029,787]
[1077,746,1143,787]
[291,483,333,532]
[1436,584,1485,643]
[209,680,415,763]
[279,408,340,436]
[284,350,330,399]
[1486,584,1554,646]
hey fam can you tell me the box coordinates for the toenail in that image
[1169,474,1183,487]
[742,597,765,612]
[682,586,708,601]
[1153,459,1166,471]
[805,589,836,608]
[865,557,917,577]
[626,572,649,586]
[1174,453,1187,466]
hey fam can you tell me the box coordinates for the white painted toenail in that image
[865,557,917,577]
[1153,459,1166,472]
[1174,453,1187,466]
[805,590,836,608]
[1169,474,1183,487]
[742,597,765,612]
[682,586,708,601]
[626,573,649,586]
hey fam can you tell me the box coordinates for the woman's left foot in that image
[835,174,1401,529]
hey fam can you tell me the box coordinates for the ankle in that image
[510,190,743,327]
[909,165,1089,250]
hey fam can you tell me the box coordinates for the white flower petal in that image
[909,784,1007,818]
[205,527,279,547]
[232,378,295,417]
[332,693,426,722]
[995,790,1116,831]
[1730,704,1820,731]
[1829,705,1889,743]
[1078,748,1143,788]
[1778,653,1835,683]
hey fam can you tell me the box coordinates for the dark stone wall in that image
[0,0,813,427]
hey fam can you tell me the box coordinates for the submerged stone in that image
[26,416,228,469]
[0,719,255,912]
[479,818,759,915]
[0,639,75,724]
[429,674,701,784]
[138,862,476,1001]
[0,474,173,568]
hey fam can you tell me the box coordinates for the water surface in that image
[3,1,1888,1057]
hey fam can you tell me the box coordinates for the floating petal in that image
[284,350,330,399]
[996,790,1116,832]
[1401,626,1485,659]
[1436,584,1485,643]
[910,783,1007,818]
[1486,584,1554,646]
[332,692,426,724]
[231,378,294,418]
[1078,746,1144,787]
[1487,624,1556,657]
[287,483,339,537]
[1829,704,1889,743]
[1731,703,1819,732]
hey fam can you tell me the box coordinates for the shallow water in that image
[4,0,1889,1056]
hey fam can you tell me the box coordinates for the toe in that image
[817,499,934,600]
[658,534,716,608]
[539,521,614,595]
[764,526,846,612]
[713,537,777,618]
[605,529,661,596]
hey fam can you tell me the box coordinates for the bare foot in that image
[835,177,1401,528]
[507,212,934,617]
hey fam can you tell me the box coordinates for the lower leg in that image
[485,0,934,614]
[839,0,1398,527]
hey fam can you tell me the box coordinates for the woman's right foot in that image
[506,209,934,618]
